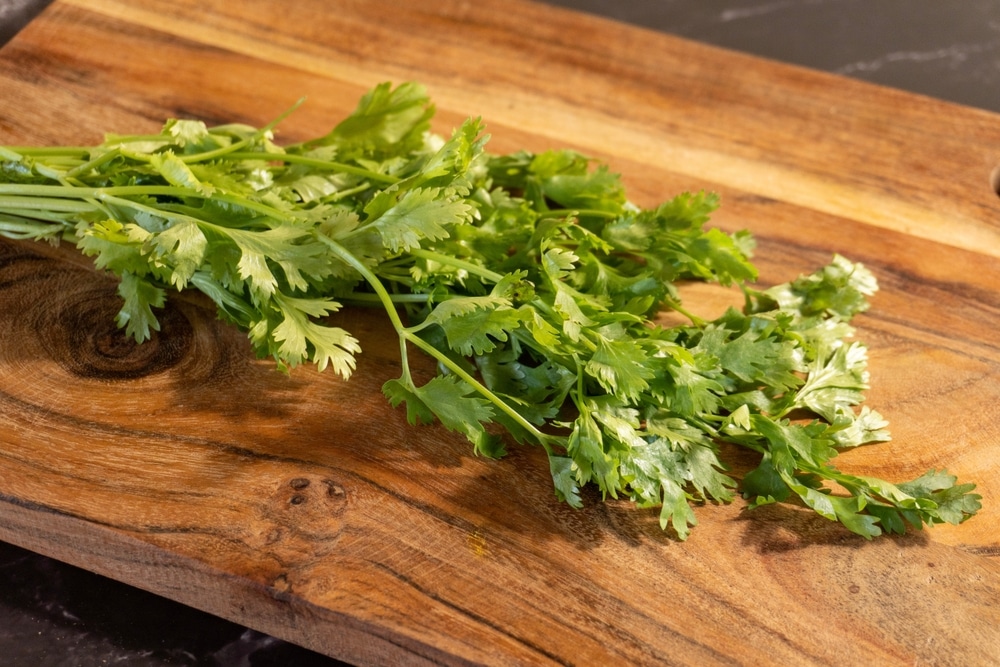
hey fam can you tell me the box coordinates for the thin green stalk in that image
[0,183,174,199]
[172,98,303,165]
[404,332,556,452]
[0,195,97,213]
[0,214,67,239]
[544,208,620,220]
[102,134,170,144]
[408,247,505,283]
[3,146,90,157]
[19,183,352,230]
[399,246,601,356]
[317,233,555,450]
[328,182,376,202]
[340,291,431,305]
[0,184,301,228]
[223,152,400,185]
[65,148,123,179]
[665,298,706,327]
[316,234,414,383]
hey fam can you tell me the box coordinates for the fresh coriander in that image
[0,82,980,539]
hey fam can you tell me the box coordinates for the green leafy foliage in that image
[0,82,980,540]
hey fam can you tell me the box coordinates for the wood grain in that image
[1,1,999,665]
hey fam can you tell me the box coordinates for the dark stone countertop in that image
[544,0,1000,114]
[1,1,998,665]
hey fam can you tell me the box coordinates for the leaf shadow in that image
[734,500,932,554]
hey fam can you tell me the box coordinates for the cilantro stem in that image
[3,146,90,157]
[316,233,556,450]
[340,291,430,305]
[0,214,67,239]
[0,184,171,199]
[544,208,620,220]
[223,152,400,185]
[102,133,170,144]
[408,248,505,283]
[162,99,306,166]
[65,148,122,179]
[316,234,417,386]
[403,246,602,358]
[403,332,557,451]
[402,247,600,357]
[176,141,259,165]
[664,298,706,326]
[327,182,376,202]
[0,184,300,228]
[0,195,95,213]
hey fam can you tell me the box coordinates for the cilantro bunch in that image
[0,83,979,539]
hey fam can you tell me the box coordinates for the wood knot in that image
[269,573,293,601]
[41,285,192,380]
[264,474,349,543]
[285,477,346,501]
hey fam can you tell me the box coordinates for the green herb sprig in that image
[0,82,980,539]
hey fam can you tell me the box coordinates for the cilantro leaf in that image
[270,293,361,376]
[384,374,498,456]
[423,285,528,356]
[149,151,215,196]
[148,218,208,288]
[115,271,165,342]
[369,187,472,253]
[584,337,653,403]
[549,455,583,508]
[307,81,434,160]
[753,254,876,321]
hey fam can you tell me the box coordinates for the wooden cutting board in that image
[2,1,999,664]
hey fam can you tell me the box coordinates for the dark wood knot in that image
[43,286,192,380]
